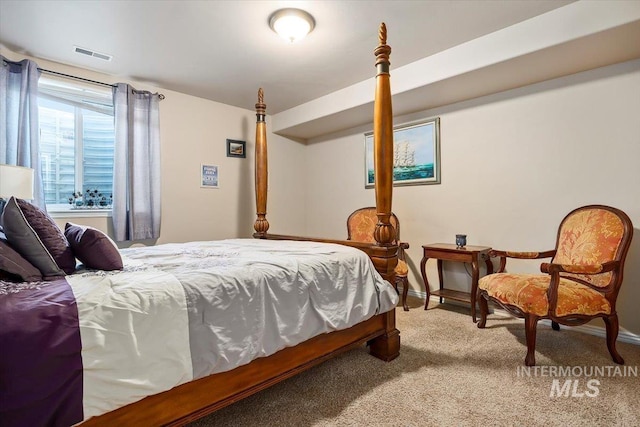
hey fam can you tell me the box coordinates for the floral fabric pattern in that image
[479,273,611,317]
[553,209,625,288]
[395,259,409,276]
[348,209,398,244]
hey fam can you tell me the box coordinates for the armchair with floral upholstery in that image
[477,205,633,366]
[347,207,410,311]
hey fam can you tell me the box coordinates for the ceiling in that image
[0,0,575,115]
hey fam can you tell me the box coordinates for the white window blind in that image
[38,77,115,210]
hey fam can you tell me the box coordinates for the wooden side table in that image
[420,243,493,322]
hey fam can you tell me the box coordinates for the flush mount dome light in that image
[269,8,315,43]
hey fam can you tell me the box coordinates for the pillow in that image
[64,222,123,271]
[0,231,43,282]
[1,197,76,276]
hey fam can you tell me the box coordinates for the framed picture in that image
[226,139,246,158]
[364,117,440,188]
[201,164,219,188]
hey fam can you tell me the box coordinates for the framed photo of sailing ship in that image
[364,117,440,188]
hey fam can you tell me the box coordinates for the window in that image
[38,77,115,211]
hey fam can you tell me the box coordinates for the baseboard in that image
[403,288,640,346]
[540,319,640,346]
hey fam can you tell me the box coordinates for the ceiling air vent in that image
[74,46,112,61]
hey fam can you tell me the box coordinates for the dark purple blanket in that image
[0,278,83,427]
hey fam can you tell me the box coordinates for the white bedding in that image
[67,238,398,420]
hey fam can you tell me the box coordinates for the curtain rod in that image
[2,58,165,100]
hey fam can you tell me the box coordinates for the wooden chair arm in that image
[490,249,556,273]
[398,241,409,260]
[540,260,619,275]
[542,260,618,315]
[489,249,556,259]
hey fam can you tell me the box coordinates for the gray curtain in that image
[0,56,45,208]
[112,83,161,241]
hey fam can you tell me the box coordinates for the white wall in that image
[265,131,309,236]
[302,59,640,335]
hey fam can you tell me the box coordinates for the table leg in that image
[471,256,480,323]
[437,259,444,304]
[421,256,430,310]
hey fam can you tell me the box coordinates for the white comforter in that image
[67,238,398,420]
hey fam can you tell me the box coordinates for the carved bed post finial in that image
[379,22,387,45]
[374,22,391,68]
[373,22,395,246]
[254,88,269,236]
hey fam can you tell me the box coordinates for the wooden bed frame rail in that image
[83,23,397,426]
[82,313,394,426]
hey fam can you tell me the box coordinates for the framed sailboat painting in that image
[364,117,440,188]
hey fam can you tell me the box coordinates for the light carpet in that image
[189,297,640,426]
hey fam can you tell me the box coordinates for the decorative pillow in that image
[64,222,123,271]
[1,197,76,276]
[0,231,43,282]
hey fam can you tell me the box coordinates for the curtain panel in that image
[112,83,161,241]
[0,56,45,208]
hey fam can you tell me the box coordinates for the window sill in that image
[48,208,112,219]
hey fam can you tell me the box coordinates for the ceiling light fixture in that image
[269,8,315,43]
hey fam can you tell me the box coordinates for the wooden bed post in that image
[368,22,400,362]
[368,22,399,285]
[254,88,269,237]
[373,22,395,249]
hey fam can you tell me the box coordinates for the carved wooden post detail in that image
[373,23,396,248]
[254,88,269,236]
[369,24,401,361]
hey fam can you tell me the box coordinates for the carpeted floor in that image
[189,297,640,426]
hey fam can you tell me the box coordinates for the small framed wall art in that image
[201,164,219,188]
[226,139,246,158]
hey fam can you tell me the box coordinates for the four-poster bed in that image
[0,24,400,426]
[84,24,399,426]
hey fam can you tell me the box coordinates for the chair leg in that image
[551,321,560,331]
[477,292,489,329]
[603,314,624,365]
[401,277,409,311]
[524,314,539,366]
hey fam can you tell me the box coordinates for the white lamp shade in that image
[0,164,35,200]
[269,9,315,43]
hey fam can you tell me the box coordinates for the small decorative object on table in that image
[69,189,112,209]
[456,234,467,248]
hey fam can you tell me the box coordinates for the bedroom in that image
[1,0,640,425]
